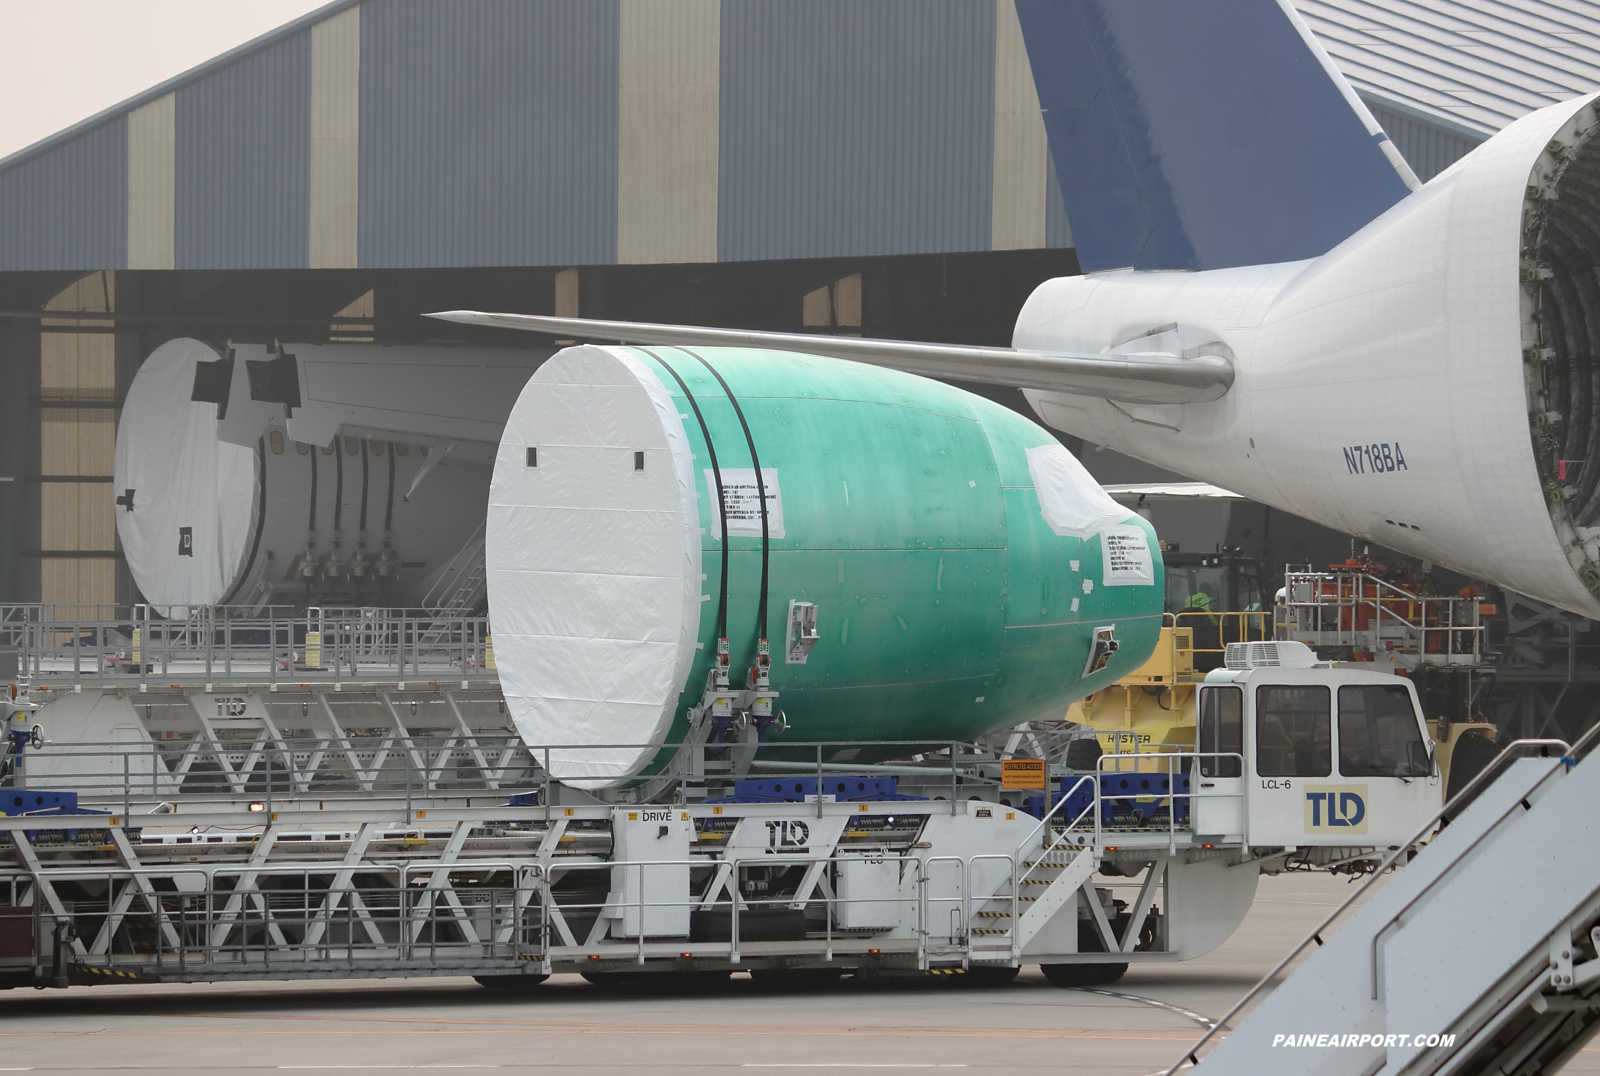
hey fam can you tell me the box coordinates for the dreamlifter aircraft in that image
[435,0,1600,620]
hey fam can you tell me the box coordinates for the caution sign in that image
[1000,758,1047,790]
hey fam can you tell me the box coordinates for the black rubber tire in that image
[671,970,734,992]
[582,969,731,992]
[1445,730,1498,801]
[473,973,550,989]
[962,965,1021,987]
[1039,962,1128,987]
[1065,737,1103,771]
[749,967,845,991]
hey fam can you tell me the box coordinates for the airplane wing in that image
[1101,482,1244,499]
[424,311,1234,405]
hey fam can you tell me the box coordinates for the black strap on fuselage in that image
[307,444,318,533]
[359,440,370,534]
[384,445,396,532]
[333,439,344,535]
[678,346,771,655]
[640,347,731,644]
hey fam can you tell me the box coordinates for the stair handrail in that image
[1162,732,1595,1075]
[1014,774,1097,890]
[418,520,487,613]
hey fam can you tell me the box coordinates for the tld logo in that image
[1304,785,1368,834]
[764,819,810,852]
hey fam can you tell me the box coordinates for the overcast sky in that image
[0,0,333,160]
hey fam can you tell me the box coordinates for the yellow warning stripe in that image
[74,965,142,980]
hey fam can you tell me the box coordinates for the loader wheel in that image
[1039,962,1127,987]
[750,967,845,991]
[583,969,731,992]
[1065,738,1103,771]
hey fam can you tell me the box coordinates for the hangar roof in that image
[1297,0,1600,137]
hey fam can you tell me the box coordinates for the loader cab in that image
[1191,642,1439,848]
[1165,552,1268,671]
[1164,551,1264,617]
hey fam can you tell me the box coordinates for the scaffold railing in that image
[0,604,495,688]
[1275,568,1485,667]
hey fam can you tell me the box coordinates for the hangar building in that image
[0,0,1594,741]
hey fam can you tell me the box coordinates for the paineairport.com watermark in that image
[1272,1033,1456,1049]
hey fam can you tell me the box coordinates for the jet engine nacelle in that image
[1016,92,1600,617]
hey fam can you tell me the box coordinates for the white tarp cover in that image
[114,339,258,607]
[1025,443,1134,538]
[487,346,701,784]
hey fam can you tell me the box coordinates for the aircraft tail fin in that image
[1013,0,1418,273]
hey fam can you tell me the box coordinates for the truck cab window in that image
[1256,685,1331,777]
[1197,686,1242,777]
[1338,684,1429,777]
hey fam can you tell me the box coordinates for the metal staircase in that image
[964,785,1105,962]
[1175,732,1600,1076]
[1014,848,1098,948]
[419,523,488,622]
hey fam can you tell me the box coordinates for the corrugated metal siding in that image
[0,122,127,271]
[358,0,620,269]
[176,34,312,270]
[1298,0,1600,137]
[1365,101,1482,182]
[717,0,995,262]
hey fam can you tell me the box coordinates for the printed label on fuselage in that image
[705,468,785,540]
[1304,785,1368,834]
[1342,443,1407,475]
[1101,524,1155,586]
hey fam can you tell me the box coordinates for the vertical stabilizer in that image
[1015,0,1416,272]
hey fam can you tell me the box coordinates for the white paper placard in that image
[1102,524,1155,586]
[705,468,784,539]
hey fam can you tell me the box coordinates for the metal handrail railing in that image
[965,852,1019,961]
[3,736,1001,811]
[1171,610,1274,663]
[1278,570,1484,664]
[6,605,496,688]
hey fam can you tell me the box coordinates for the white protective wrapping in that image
[487,346,702,784]
[114,339,258,606]
[1025,443,1133,538]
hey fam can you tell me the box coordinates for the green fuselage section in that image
[628,347,1164,759]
